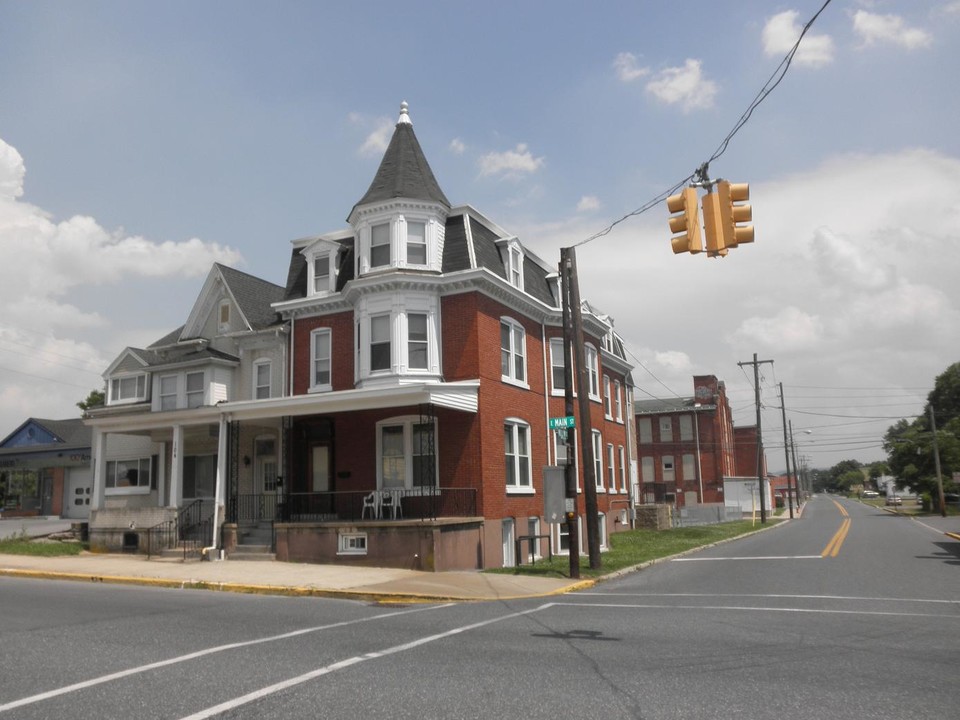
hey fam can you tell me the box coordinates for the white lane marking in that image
[178,603,554,720]
[554,602,960,619]
[672,555,822,561]
[0,603,452,714]
[577,592,960,605]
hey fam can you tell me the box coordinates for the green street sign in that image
[549,416,576,430]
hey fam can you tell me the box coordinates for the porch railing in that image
[227,493,280,524]
[145,499,214,560]
[275,487,477,523]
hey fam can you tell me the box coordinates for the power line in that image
[573,0,834,249]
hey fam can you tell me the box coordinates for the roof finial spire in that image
[397,100,411,126]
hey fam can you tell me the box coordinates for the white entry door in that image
[502,518,515,567]
[65,468,92,519]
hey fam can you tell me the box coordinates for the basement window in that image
[338,532,368,555]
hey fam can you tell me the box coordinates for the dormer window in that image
[313,256,330,293]
[497,237,525,291]
[303,238,341,297]
[371,223,391,268]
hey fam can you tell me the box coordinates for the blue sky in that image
[1,0,958,470]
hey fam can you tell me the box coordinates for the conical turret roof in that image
[350,102,450,219]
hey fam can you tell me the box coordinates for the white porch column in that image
[215,415,228,510]
[169,424,184,508]
[90,428,108,510]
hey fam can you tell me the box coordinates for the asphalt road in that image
[1,495,957,719]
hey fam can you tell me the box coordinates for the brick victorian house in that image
[85,103,635,570]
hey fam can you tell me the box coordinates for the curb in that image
[0,566,586,604]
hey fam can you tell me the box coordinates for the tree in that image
[77,389,105,413]
[883,363,960,495]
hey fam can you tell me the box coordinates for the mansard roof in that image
[349,102,450,218]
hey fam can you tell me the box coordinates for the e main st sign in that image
[548,416,575,430]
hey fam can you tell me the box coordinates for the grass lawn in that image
[0,536,86,557]
[489,519,780,580]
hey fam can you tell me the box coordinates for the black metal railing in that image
[276,487,477,523]
[145,499,214,560]
[227,493,280,524]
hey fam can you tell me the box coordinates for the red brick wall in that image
[291,311,355,394]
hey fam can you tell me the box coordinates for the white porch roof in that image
[85,380,480,432]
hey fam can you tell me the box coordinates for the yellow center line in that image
[822,499,851,557]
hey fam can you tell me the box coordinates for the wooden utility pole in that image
[930,406,947,518]
[559,251,579,578]
[738,353,773,524]
[560,247,601,569]
[789,420,801,508]
[779,382,794,519]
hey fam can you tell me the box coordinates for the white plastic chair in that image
[361,492,379,519]
[380,490,402,519]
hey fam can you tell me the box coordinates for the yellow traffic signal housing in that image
[666,187,703,254]
[701,189,727,257]
[717,180,753,248]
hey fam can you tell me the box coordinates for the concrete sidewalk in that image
[0,551,592,603]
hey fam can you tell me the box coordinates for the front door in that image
[309,442,332,517]
[254,437,277,520]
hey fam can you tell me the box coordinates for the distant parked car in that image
[885,495,902,506]
[862,490,879,498]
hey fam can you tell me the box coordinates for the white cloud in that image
[733,306,824,352]
[645,59,717,113]
[762,10,835,67]
[612,52,650,82]
[576,195,601,212]
[358,117,394,157]
[0,137,242,435]
[449,138,466,155]
[852,10,932,49]
[0,140,25,199]
[478,143,544,179]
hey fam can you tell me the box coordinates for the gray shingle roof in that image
[0,418,91,454]
[350,118,450,217]
[215,263,286,330]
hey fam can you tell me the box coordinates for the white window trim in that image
[375,415,438,490]
[309,252,333,295]
[592,430,604,493]
[337,532,368,555]
[603,375,612,419]
[505,418,534,494]
[500,317,529,389]
[370,221,392,269]
[549,338,577,397]
[109,373,148,405]
[309,328,333,393]
[104,456,153,496]
[186,370,205,409]
[585,344,600,401]
[355,294,441,384]
[556,515,582,557]
[253,359,272,400]
[614,380,623,423]
[159,374,178,411]
[606,443,616,492]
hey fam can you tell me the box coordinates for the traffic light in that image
[701,188,727,257]
[666,187,702,254]
[717,180,753,248]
